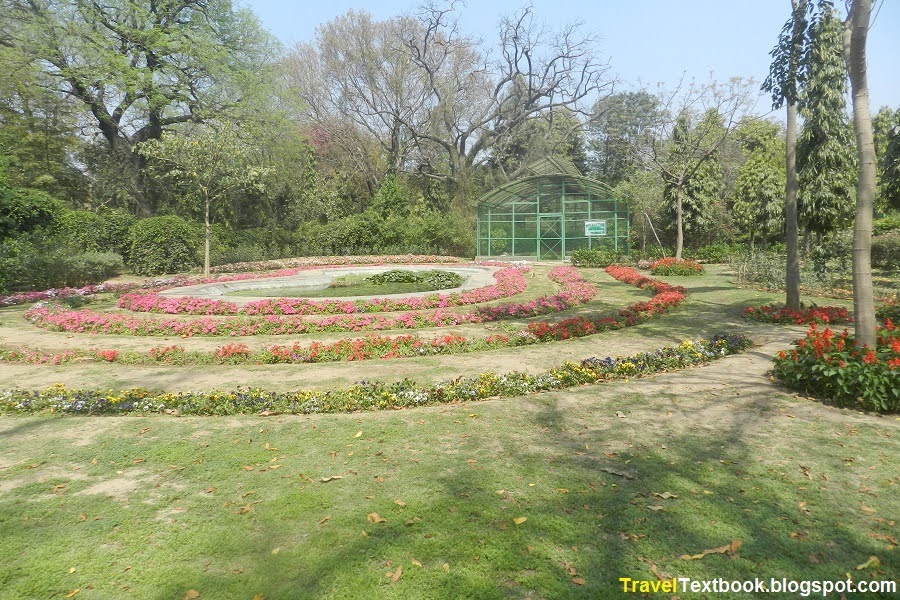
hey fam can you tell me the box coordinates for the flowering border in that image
[742,304,851,325]
[24,266,597,337]
[0,335,752,416]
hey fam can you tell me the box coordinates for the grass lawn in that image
[0,264,897,598]
[223,273,466,299]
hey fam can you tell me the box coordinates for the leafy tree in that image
[763,0,809,311]
[636,80,754,260]
[732,121,786,247]
[587,91,661,186]
[1,0,277,212]
[796,0,857,235]
[491,109,588,177]
[136,124,269,276]
[873,106,900,210]
[663,112,726,245]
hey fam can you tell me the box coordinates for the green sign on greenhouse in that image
[584,220,607,237]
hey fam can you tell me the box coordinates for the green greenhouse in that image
[476,157,629,260]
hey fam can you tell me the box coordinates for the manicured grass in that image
[1,375,897,599]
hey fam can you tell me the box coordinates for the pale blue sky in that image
[243,0,899,112]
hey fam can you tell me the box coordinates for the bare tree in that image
[843,0,876,346]
[404,2,611,186]
[287,3,612,196]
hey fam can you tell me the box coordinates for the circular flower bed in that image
[7,265,689,364]
[24,266,596,337]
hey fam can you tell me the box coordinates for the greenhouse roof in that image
[477,158,617,208]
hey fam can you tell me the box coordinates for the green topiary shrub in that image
[128,215,199,276]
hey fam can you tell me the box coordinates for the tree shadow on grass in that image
[145,377,896,599]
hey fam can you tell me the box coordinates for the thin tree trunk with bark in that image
[785,100,801,310]
[204,194,211,279]
[845,0,876,347]
[674,185,684,260]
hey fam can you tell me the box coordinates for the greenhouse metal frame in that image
[476,158,629,261]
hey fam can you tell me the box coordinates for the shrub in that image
[650,257,704,276]
[128,215,199,276]
[688,243,742,264]
[0,236,124,292]
[871,233,900,269]
[873,215,900,235]
[878,300,900,323]
[367,269,463,289]
[0,185,64,238]
[569,248,622,268]
[773,323,900,413]
[68,251,124,286]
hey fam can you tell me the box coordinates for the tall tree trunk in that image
[784,0,804,310]
[204,194,211,279]
[845,0,876,347]
[674,185,684,260]
[785,102,802,310]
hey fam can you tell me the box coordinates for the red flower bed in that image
[773,320,900,413]
[742,304,851,325]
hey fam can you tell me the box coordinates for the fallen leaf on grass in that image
[647,505,665,512]
[679,540,742,560]
[204,487,217,494]
[355,431,363,438]
[600,467,636,480]
[442,563,450,572]
[367,512,387,524]
[253,594,266,600]
[386,565,402,582]
[856,556,880,570]
[184,591,199,600]
[320,475,343,483]
[65,591,80,598]
[800,465,812,480]
[319,516,331,525]
[138,428,150,435]
[242,465,255,471]
[394,499,406,507]
[571,577,586,585]
[411,559,423,567]
[513,516,527,525]
[653,492,678,499]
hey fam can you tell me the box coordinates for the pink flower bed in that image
[25,266,597,338]
[116,266,528,316]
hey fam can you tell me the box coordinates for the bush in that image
[569,248,622,268]
[367,269,462,289]
[650,257,704,276]
[0,236,124,292]
[873,215,900,235]
[128,215,199,276]
[68,251,124,286]
[878,300,900,323]
[687,243,742,264]
[0,186,64,238]
[871,233,900,269]
[773,324,900,413]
